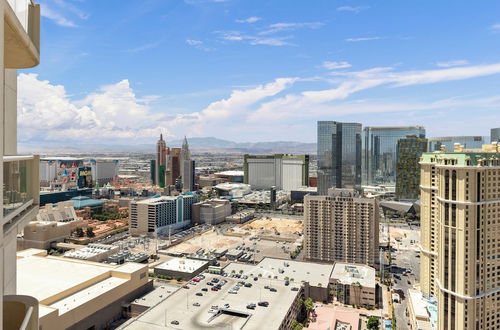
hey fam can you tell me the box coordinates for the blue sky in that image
[18,0,500,145]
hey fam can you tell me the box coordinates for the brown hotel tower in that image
[420,143,500,330]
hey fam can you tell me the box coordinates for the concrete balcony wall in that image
[4,0,40,68]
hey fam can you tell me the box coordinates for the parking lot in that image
[122,271,300,329]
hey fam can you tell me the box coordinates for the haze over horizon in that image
[19,0,500,146]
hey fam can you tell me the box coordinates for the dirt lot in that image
[165,229,241,254]
[233,217,303,238]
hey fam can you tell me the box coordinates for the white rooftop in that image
[135,195,195,205]
[120,271,299,330]
[224,257,334,288]
[63,243,117,260]
[155,258,208,273]
[214,170,244,176]
[16,249,146,307]
[131,284,177,308]
[330,263,376,288]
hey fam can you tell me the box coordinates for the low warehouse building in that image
[16,249,152,330]
[154,258,209,280]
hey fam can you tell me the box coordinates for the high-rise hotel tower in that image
[420,142,500,330]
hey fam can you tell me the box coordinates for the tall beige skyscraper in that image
[155,133,167,185]
[304,189,379,267]
[420,143,500,330]
[1,0,41,327]
[180,137,194,191]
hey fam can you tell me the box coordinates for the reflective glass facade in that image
[491,128,500,142]
[395,136,427,200]
[317,121,362,195]
[427,136,485,152]
[363,126,425,185]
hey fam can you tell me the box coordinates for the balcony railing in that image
[3,155,39,227]
[4,295,39,330]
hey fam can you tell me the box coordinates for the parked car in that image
[196,292,203,296]
[246,303,256,310]
[202,288,208,292]
[193,302,200,307]
[270,288,277,292]
[171,320,179,325]
[258,301,269,307]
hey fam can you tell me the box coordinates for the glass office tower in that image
[363,126,425,185]
[427,136,485,152]
[491,128,500,142]
[317,121,362,195]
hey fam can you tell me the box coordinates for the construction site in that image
[160,216,304,262]
[232,216,303,240]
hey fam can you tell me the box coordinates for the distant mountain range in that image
[19,137,317,154]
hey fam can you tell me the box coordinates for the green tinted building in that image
[395,135,427,200]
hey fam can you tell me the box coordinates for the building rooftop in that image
[421,143,500,166]
[41,157,84,161]
[330,263,376,288]
[155,258,208,273]
[291,186,317,192]
[63,243,118,260]
[214,182,251,192]
[16,249,146,307]
[303,306,360,330]
[408,289,437,330]
[131,284,178,308]
[134,194,196,205]
[121,271,299,330]
[427,135,484,141]
[71,196,105,209]
[214,170,244,176]
[224,257,334,288]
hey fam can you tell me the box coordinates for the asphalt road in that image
[389,223,421,330]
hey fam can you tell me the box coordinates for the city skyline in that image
[18,0,500,146]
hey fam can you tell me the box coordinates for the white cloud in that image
[248,62,500,122]
[218,31,294,46]
[260,22,323,35]
[18,74,168,143]
[51,0,89,20]
[127,41,162,52]
[185,39,215,51]
[236,16,262,23]
[337,6,369,13]
[186,39,203,45]
[435,59,469,68]
[41,4,77,27]
[345,36,383,42]
[250,36,294,46]
[322,61,352,70]
[17,74,296,143]
[19,63,500,144]
[491,23,500,31]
